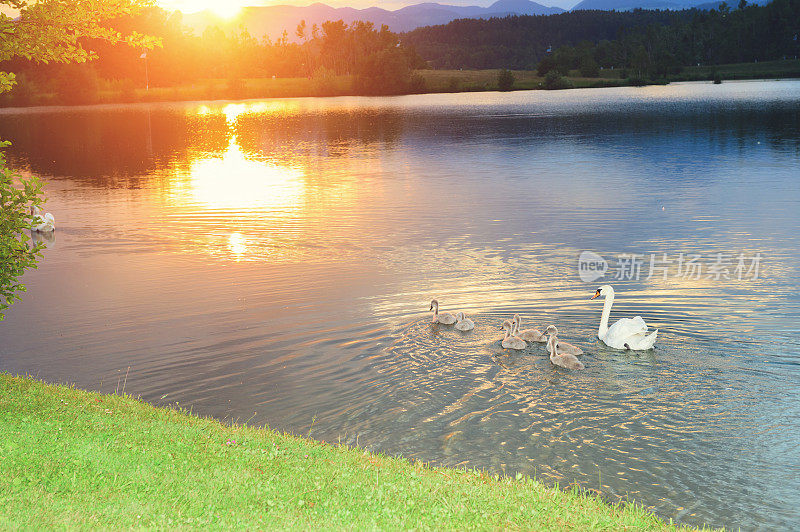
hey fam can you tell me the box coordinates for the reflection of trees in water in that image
[0,101,797,184]
[0,108,227,185]
[235,110,405,161]
[434,105,800,153]
[0,106,407,183]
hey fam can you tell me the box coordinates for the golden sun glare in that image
[161,0,250,19]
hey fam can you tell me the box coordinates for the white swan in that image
[501,320,526,350]
[429,299,457,325]
[546,326,585,370]
[512,314,546,343]
[590,285,657,350]
[542,325,583,356]
[454,311,474,331]
[30,205,55,233]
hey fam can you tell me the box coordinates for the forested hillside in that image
[403,0,800,71]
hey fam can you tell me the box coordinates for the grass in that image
[0,373,702,529]
[674,58,800,81]
[417,69,540,92]
[415,69,628,92]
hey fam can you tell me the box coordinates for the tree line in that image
[0,7,427,105]
[403,0,800,76]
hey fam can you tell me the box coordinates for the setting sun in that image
[159,0,251,18]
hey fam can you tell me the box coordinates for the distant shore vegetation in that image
[405,0,800,77]
[1,0,799,107]
[2,59,798,108]
[1,11,428,107]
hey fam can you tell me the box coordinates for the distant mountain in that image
[572,0,769,10]
[181,1,564,40]
[489,0,563,14]
[572,0,693,9]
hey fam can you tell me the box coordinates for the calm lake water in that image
[2,80,800,529]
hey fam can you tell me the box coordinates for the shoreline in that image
[1,60,798,110]
[0,77,795,114]
[0,372,700,529]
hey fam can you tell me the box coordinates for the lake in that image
[2,80,799,530]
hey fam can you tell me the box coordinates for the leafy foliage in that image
[355,47,420,95]
[0,142,42,320]
[543,71,573,90]
[0,0,157,318]
[1,13,425,102]
[1,0,161,93]
[497,69,515,91]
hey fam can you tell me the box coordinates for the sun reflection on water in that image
[164,136,306,261]
[175,135,305,211]
[228,232,247,260]
[156,101,396,263]
[160,102,313,261]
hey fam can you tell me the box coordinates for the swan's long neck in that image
[598,292,615,339]
[547,335,557,357]
[432,301,439,318]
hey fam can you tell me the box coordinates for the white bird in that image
[454,311,474,331]
[546,326,585,370]
[429,299,457,325]
[30,205,55,232]
[501,319,526,350]
[590,285,657,350]
[512,314,546,343]
[542,324,583,355]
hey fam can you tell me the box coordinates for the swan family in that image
[29,205,56,233]
[429,286,657,370]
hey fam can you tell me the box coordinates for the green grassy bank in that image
[4,58,797,108]
[673,59,800,81]
[0,70,624,108]
[0,373,698,529]
[418,69,628,92]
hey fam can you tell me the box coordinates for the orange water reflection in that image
[160,102,379,262]
[171,135,305,212]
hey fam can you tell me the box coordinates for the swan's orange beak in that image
[590,290,600,300]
